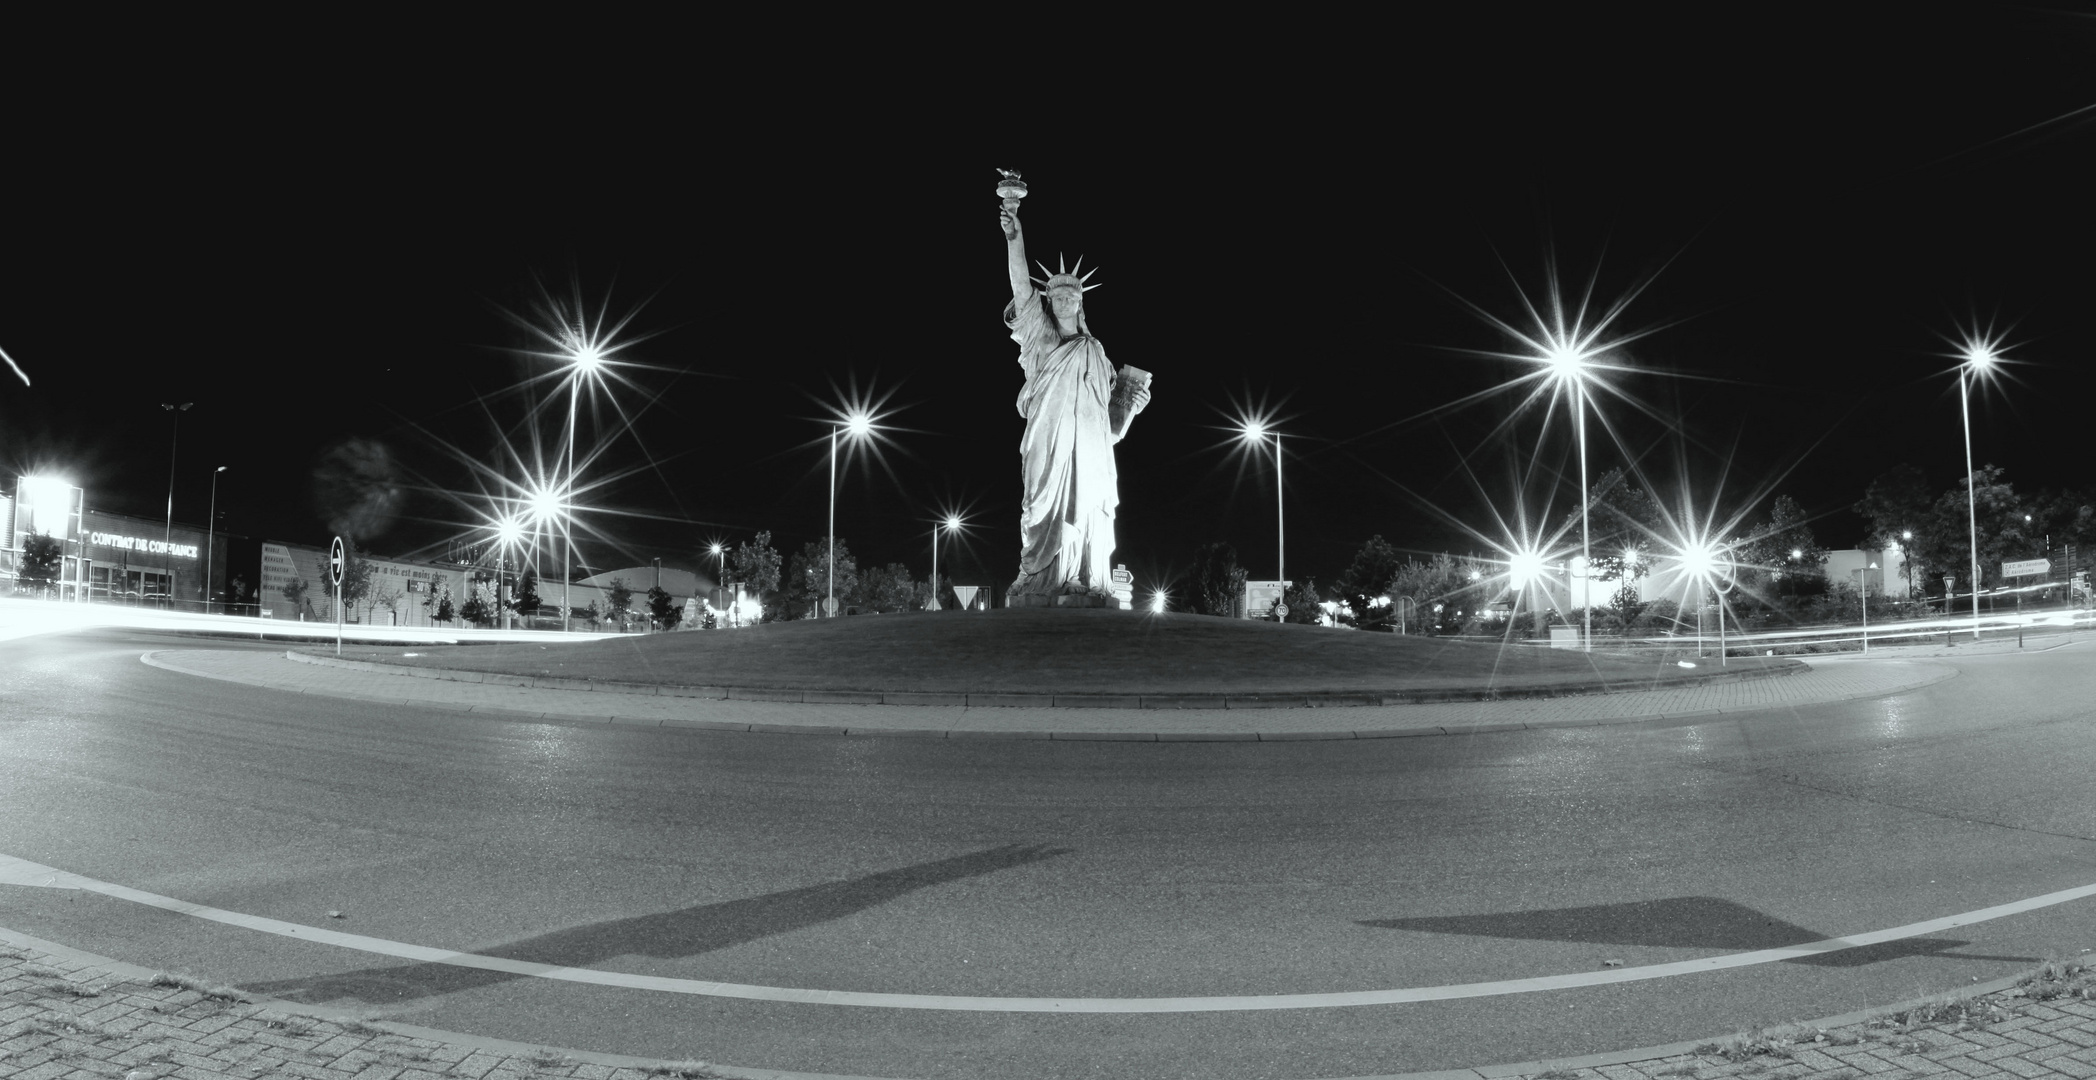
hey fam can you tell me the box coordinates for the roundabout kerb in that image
[299,607,1803,709]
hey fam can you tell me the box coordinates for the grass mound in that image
[324,608,1798,696]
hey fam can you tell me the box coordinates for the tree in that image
[580,600,601,628]
[427,579,457,625]
[605,577,634,629]
[459,586,494,628]
[334,538,375,619]
[511,566,541,618]
[913,572,956,612]
[1184,541,1247,617]
[281,576,312,618]
[728,530,784,619]
[1914,464,2034,597]
[1855,464,1934,599]
[858,563,917,613]
[1281,578,1322,624]
[784,538,859,618]
[1333,535,1406,629]
[370,586,403,627]
[647,584,680,630]
[1738,495,1829,599]
[1384,552,1490,633]
[15,532,63,596]
[1854,464,1932,550]
[1560,467,1662,600]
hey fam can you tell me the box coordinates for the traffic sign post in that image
[330,536,345,657]
[2005,559,2050,649]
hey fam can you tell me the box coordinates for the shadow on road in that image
[1360,896,2038,967]
[244,843,1071,1005]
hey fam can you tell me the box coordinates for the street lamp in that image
[1957,344,1996,639]
[826,410,876,618]
[496,514,523,631]
[159,402,193,608]
[1861,560,1878,652]
[1237,420,1286,585]
[708,542,728,625]
[556,334,605,633]
[1542,343,1597,651]
[1900,529,1914,600]
[204,466,226,611]
[930,514,962,610]
[1678,538,1740,664]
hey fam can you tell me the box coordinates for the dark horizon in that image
[4,11,2093,597]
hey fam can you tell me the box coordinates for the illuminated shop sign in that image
[87,531,199,559]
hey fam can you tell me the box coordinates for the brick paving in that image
[0,938,735,1080]
[4,931,2091,1080]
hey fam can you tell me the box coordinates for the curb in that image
[140,652,1960,743]
[282,649,1808,711]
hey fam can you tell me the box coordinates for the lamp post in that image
[1238,422,1286,586]
[930,514,962,610]
[1861,560,1878,653]
[558,333,604,633]
[159,402,193,608]
[204,466,226,611]
[496,515,522,632]
[1541,346,1596,651]
[1958,346,1994,639]
[1680,539,1739,666]
[708,542,727,625]
[827,411,875,618]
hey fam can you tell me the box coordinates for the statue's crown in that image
[1031,253,1100,294]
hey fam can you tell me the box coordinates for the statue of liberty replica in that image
[996,170,1152,607]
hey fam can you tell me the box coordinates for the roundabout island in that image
[308,607,1803,706]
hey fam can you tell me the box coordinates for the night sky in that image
[4,11,2092,599]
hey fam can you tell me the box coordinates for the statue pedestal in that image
[1008,591,1114,609]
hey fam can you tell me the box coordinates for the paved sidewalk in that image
[4,928,2091,1080]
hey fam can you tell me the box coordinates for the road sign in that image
[329,536,345,587]
[1275,604,1289,619]
[951,586,980,610]
[1111,564,1133,586]
[2003,558,2051,578]
[820,596,839,615]
[1244,580,1288,620]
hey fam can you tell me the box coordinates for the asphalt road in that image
[0,628,2091,1080]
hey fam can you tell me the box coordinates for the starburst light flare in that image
[0,343,28,387]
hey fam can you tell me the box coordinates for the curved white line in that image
[2,853,2087,1014]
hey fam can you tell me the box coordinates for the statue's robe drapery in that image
[1005,288,1122,603]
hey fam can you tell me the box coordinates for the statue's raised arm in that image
[1000,202,1030,302]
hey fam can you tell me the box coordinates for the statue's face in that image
[1047,287,1083,322]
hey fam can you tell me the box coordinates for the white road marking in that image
[2,853,2087,1014]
